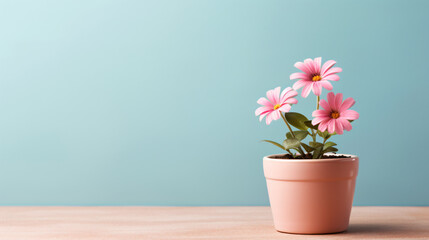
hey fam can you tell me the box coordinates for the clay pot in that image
[263,154,359,234]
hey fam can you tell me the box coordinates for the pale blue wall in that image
[0,0,428,206]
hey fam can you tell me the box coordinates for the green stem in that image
[281,114,295,138]
[302,144,311,155]
[281,113,306,157]
[319,135,332,159]
[310,129,316,142]
[313,96,321,144]
[299,149,306,157]
[323,134,331,144]
[316,95,320,110]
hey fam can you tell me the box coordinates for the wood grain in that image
[0,207,428,240]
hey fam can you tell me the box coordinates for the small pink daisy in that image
[311,92,359,134]
[290,57,342,97]
[255,87,298,125]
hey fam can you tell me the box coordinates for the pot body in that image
[263,154,359,234]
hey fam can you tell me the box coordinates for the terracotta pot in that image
[263,154,359,234]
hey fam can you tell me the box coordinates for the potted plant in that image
[255,57,359,234]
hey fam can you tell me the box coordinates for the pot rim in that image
[264,153,358,163]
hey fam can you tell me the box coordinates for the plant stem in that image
[313,96,321,143]
[323,134,331,144]
[281,113,306,157]
[316,95,320,110]
[286,149,294,156]
[310,129,316,142]
[281,113,296,138]
[280,113,296,138]
[302,144,311,155]
[297,148,306,157]
[319,135,332,159]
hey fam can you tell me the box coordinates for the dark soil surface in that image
[270,154,351,159]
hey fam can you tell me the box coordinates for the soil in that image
[270,153,351,159]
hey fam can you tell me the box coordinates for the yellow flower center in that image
[331,111,340,119]
[273,104,281,110]
[312,75,322,81]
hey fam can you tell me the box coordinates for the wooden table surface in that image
[0,207,428,240]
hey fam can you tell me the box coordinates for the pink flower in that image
[255,87,298,125]
[290,57,342,97]
[311,92,359,135]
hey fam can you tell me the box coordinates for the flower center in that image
[331,111,340,119]
[273,104,280,110]
[312,75,322,81]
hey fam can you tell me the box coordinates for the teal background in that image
[0,0,428,206]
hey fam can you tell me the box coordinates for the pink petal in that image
[334,93,343,111]
[301,83,312,98]
[304,58,315,73]
[259,112,268,121]
[319,99,331,111]
[293,79,310,90]
[312,116,330,125]
[255,106,272,116]
[312,109,329,117]
[271,110,281,120]
[320,81,333,90]
[339,118,352,131]
[327,119,336,134]
[321,60,336,75]
[335,120,344,135]
[273,87,281,104]
[266,112,273,125]
[327,92,336,107]
[342,110,359,120]
[280,87,297,102]
[266,89,276,105]
[339,97,355,112]
[257,97,272,107]
[323,74,340,81]
[279,104,291,113]
[313,57,322,73]
[284,98,298,104]
[294,61,312,74]
[290,72,308,80]
[312,82,322,96]
[323,67,342,77]
[280,87,292,96]
[318,120,329,132]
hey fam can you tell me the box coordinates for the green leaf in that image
[284,112,309,131]
[301,142,314,152]
[310,141,324,158]
[323,147,338,153]
[286,131,309,141]
[317,130,330,138]
[313,146,323,159]
[309,141,323,148]
[304,120,318,130]
[262,140,285,150]
[282,138,301,150]
[323,141,337,150]
[318,130,339,138]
